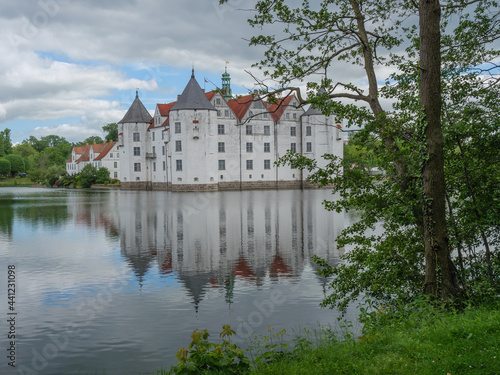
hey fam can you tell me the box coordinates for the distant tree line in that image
[0,123,118,187]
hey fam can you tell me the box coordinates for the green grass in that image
[251,305,500,375]
[0,177,35,186]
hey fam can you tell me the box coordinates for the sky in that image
[0,0,385,145]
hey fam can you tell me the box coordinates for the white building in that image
[66,142,120,179]
[117,69,343,191]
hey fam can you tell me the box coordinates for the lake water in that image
[0,187,357,375]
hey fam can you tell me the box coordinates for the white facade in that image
[66,142,120,179]
[117,71,343,191]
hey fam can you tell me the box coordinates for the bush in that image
[167,325,251,374]
[96,167,111,184]
[27,169,43,183]
[79,164,98,188]
[44,165,66,187]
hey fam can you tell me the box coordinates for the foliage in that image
[27,169,43,183]
[102,123,118,142]
[0,129,13,156]
[167,325,251,374]
[44,165,65,187]
[79,164,99,188]
[74,135,104,146]
[246,326,292,367]
[227,0,499,312]
[4,154,25,175]
[0,158,11,176]
[96,167,111,184]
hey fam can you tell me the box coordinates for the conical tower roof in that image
[304,88,329,116]
[303,105,323,116]
[118,91,153,124]
[171,70,216,111]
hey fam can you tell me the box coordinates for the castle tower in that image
[168,69,218,189]
[221,66,232,101]
[301,103,343,180]
[117,91,153,188]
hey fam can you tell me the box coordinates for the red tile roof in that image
[75,146,90,163]
[266,95,295,122]
[157,103,175,116]
[227,95,254,121]
[94,141,117,161]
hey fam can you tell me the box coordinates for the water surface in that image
[0,187,354,374]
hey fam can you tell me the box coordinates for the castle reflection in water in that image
[71,189,344,311]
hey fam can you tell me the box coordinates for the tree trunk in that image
[419,0,459,300]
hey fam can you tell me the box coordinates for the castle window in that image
[246,125,252,135]
[176,160,182,171]
[152,146,155,155]
[153,162,156,172]
[175,140,182,152]
[306,142,312,152]
[218,142,225,153]
[163,161,166,171]
[264,125,270,135]
[264,160,271,169]
[286,112,290,119]
[114,162,118,168]
[218,124,225,135]
[293,113,297,119]
[114,172,118,178]
[133,147,140,156]
[264,143,270,153]
[263,112,268,118]
[162,145,165,155]
[134,163,141,172]
[218,160,226,170]
[246,142,253,153]
[290,143,296,152]
[290,127,296,136]
[110,153,113,158]
[133,132,140,142]
[175,122,181,134]
[216,98,221,105]
[225,109,229,117]
[152,132,155,141]
[246,160,253,170]
[306,126,312,136]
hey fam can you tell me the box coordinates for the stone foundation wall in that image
[120,180,329,192]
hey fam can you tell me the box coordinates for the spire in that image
[221,64,232,101]
[118,91,153,124]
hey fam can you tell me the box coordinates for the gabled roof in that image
[227,94,254,121]
[157,103,175,117]
[91,143,106,153]
[155,102,176,126]
[267,95,295,122]
[171,70,216,111]
[206,91,216,101]
[73,145,87,155]
[94,142,117,161]
[118,91,153,124]
[75,146,90,164]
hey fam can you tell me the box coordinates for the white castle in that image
[71,69,343,191]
